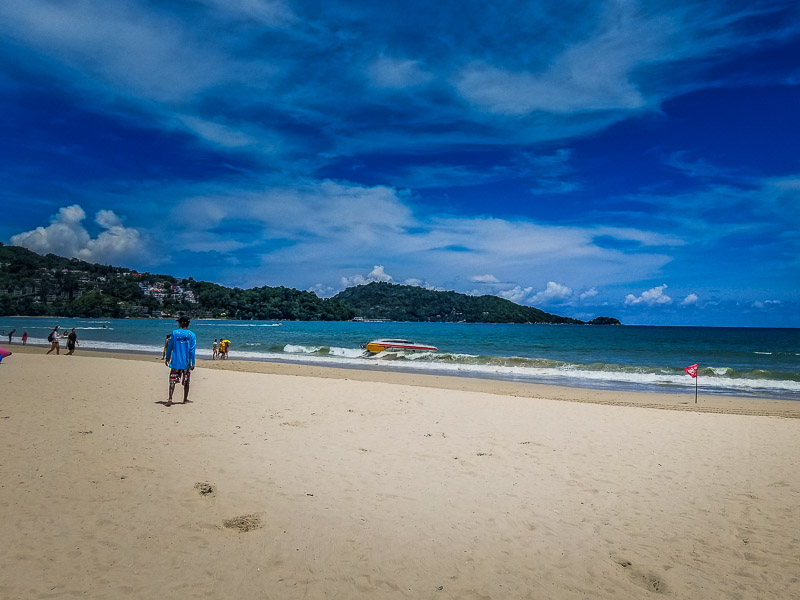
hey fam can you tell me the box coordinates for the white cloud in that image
[178,115,263,149]
[498,286,533,304]
[167,178,677,292]
[11,204,143,263]
[753,300,781,309]
[530,281,574,305]
[681,293,699,306]
[624,284,672,306]
[471,274,500,283]
[579,287,599,301]
[340,265,394,287]
[307,283,338,298]
[452,4,785,118]
[95,209,122,228]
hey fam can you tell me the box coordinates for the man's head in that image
[176,315,191,328]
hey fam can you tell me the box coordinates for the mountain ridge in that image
[0,244,620,324]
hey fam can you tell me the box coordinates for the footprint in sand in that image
[614,558,668,594]
[223,514,262,532]
[194,482,215,496]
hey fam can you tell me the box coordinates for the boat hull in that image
[365,340,438,353]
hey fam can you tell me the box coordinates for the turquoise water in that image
[2,317,798,400]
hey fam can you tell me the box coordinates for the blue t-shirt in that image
[165,328,196,370]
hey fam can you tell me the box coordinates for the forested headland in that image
[0,245,620,324]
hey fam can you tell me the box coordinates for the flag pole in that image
[695,369,698,404]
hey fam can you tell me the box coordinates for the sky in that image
[2,0,799,327]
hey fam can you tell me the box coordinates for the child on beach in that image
[212,339,218,360]
[164,315,196,406]
[22,332,28,345]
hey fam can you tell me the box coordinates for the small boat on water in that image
[363,339,438,354]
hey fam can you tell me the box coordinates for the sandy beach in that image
[1,349,799,599]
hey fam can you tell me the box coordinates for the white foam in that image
[328,346,367,358]
[18,337,797,397]
[283,344,320,354]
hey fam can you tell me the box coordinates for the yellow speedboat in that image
[363,339,438,354]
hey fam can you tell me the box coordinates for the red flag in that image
[684,363,698,378]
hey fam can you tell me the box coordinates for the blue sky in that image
[2,0,799,326]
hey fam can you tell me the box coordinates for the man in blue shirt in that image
[164,315,197,406]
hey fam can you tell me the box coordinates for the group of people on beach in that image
[2,329,28,345]
[212,338,231,360]
[46,326,79,355]
[0,326,78,362]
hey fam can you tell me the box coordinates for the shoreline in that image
[7,343,800,418]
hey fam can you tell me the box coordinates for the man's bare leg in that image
[166,382,176,406]
[183,381,191,403]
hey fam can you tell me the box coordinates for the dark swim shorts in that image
[169,368,192,385]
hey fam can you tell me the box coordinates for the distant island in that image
[0,244,620,325]
[333,282,619,325]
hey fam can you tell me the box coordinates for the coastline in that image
[1,350,798,599]
[8,343,800,418]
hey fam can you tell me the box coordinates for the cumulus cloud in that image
[340,265,394,287]
[681,293,699,306]
[338,266,444,292]
[11,204,143,263]
[498,286,533,304]
[530,281,573,305]
[624,284,672,306]
[579,287,599,301]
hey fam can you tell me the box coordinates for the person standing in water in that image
[22,331,28,345]
[164,315,196,406]
[8,329,16,344]
[212,338,218,360]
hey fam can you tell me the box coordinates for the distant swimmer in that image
[164,315,196,406]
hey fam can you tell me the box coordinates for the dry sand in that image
[1,350,799,599]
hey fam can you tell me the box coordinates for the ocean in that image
[2,317,798,400]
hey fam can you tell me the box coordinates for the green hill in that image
[0,245,621,324]
[332,282,619,324]
[0,245,353,320]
